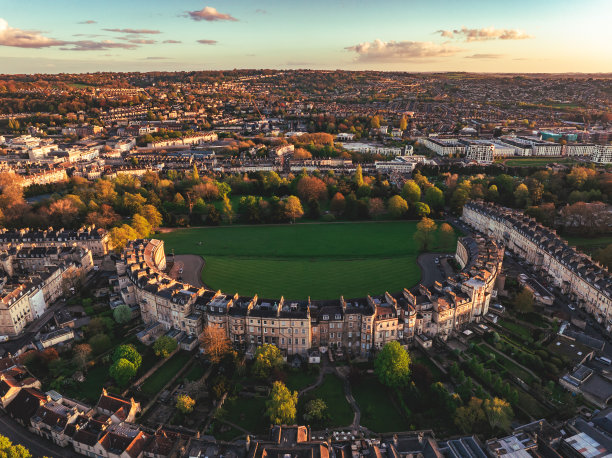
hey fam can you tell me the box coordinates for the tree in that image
[113,344,142,370]
[388,195,408,218]
[177,394,196,414]
[293,148,312,160]
[153,336,178,358]
[283,196,304,223]
[0,434,32,458]
[303,398,328,425]
[514,183,529,208]
[454,397,486,434]
[110,358,137,386]
[266,381,298,425]
[132,214,152,238]
[113,304,132,324]
[191,164,200,182]
[374,341,411,389]
[370,115,381,129]
[423,186,444,210]
[330,192,346,216]
[402,180,421,205]
[369,197,386,218]
[354,165,365,188]
[414,202,430,218]
[221,195,234,224]
[253,344,284,378]
[439,223,455,249]
[88,333,112,355]
[483,397,513,432]
[414,217,438,251]
[486,185,499,202]
[399,116,408,131]
[199,325,231,363]
[514,288,534,314]
[109,224,140,252]
[297,176,327,202]
[73,344,92,371]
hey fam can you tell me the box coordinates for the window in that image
[302,328,306,334]
[263,320,267,324]
[264,328,267,334]
[323,315,329,320]
[329,323,334,329]
[302,339,305,345]
[281,338,285,345]
[335,314,341,320]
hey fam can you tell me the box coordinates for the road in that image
[170,254,206,288]
[0,413,81,458]
[417,253,448,287]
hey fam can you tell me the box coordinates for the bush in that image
[89,334,112,355]
[321,213,335,222]
[153,336,178,358]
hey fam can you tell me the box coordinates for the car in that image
[568,304,576,311]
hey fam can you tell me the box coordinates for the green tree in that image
[132,214,152,238]
[141,204,163,228]
[402,180,421,205]
[414,202,430,217]
[388,195,408,218]
[424,186,444,210]
[177,394,196,414]
[88,333,112,355]
[514,183,529,208]
[374,341,411,388]
[113,344,142,370]
[253,344,284,378]
[113,304,132,324]
[110,358,137,386]
[514,288,534,313]
[303,398,328,425]
[486,184,499,202]
[0,434,32,458]
[153,336,178,358]
[414,217,438,251]
[266,381,298,425]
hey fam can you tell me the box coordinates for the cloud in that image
[163,39,182,44]
[143,56,169,60]
[345,39,462,62]
[103,28,161,34]
[255,9,267,14]
[61,40,139,51]
[126,39,156,44]
[187,6,237,21]
[436,26,533,42]
[0,18,66,48]
[465,53,504,59]
[78,20,97,25]
[286,61,314,66]
[197,39,218,45]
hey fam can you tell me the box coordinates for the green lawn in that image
[302,374,353,427]
[72,364,109,403]
[498,319,532,341]
[184,363,207,382]
[352,377,410,432]
[503,157,580,167]
[221,396,268,434]
[140,352,191,396]
[159,221,458,300]
[563,235,612,254]
[285,370,318,392]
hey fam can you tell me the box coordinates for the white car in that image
[568,304,576,311]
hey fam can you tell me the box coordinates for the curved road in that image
[171,254,206,288]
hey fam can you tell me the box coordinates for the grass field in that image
[302,374,354,427]
[140,351,191,397]
[159,221,457,300]
[563,235,612,253]
[499,157,581,167]
[352,376,410,432]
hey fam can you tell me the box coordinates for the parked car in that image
[568,304,576,311]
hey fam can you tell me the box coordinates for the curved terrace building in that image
[117,233,503,356]
[462,200,612,329]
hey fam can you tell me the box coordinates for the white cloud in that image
[436,27,533,42]
[0,18,66,48]
[465,53,504,59]
[103,28,161,34]
[196,39,218,45]
[346,39,462,62]
[188,6,238,22]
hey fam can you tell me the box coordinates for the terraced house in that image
[462,201,612,329]
[118,232,503,357]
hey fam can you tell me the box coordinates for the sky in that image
[1,0,611,74]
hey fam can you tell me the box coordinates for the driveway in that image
[170,254,206,288]
[417,253,447,287]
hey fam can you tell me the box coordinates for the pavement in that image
[169,254,206,287]
[417,253,450,287]
[0,413,81,458]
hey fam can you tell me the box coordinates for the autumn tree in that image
[221,195,234,224]
[514,183,529,208]
[266,381,298,425]
[439,223,455,250]
[293,148,312,160]
[399,116,408,131]
[388,195,408,218]
[354,165,365,188]
[199,325,231,363]
[0,434,32,458]
[73,344,92,371]
[414,217,438,251]
[303,398,328,426]
[454,397,486,434]
[153,335,178,358]
[110,224,140,252]
[374,341,411,389]
[283,196,304,223]
[330,192,346,216]
[414,202,430,218]
[177,394,196,414]
[132,214,152,238]
[483,397,513,432]
[297,176,327,202]
[369,197,386,218]
[370,115,381,129]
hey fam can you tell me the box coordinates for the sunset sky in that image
[1,0,611,74]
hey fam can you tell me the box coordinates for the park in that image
[158,220,458,300]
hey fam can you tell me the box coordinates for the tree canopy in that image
[266,381,298,425]
[374,341,411,388]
